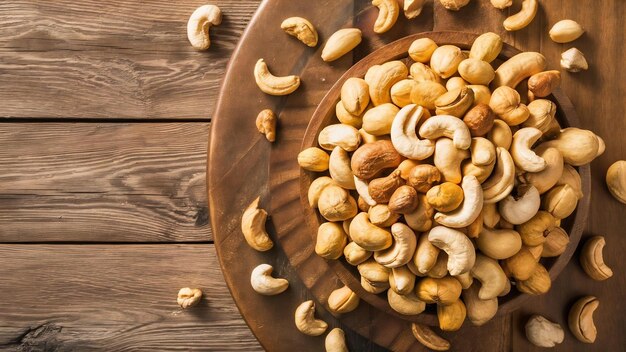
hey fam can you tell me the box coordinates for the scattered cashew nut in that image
[256,109,277,142]
[254,59,301,96]
[580,236,613,281]
[281,17,318,47]
[250,264,289,295]
[241,197,274,251]
[503,0,538,31]
[373,0,400,34]
[568,296,599,343]
[325,328,349,352]
[187,5,222,50]
[177,287,203,309]
[321,28,362,62]
[525,315,565,347]
[295,300,328,336]
[411,323,451,351]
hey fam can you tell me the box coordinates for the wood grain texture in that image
[0,244,261,351]
[0,0,261,119]
[0,123,211,242]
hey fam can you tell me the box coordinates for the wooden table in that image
[0,1,623,351]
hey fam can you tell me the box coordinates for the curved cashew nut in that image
[349,212,393,251]
[354,176,377,206]
[404,0,426,19]
[329,147,356,190]
[374,223,418,268]
[434,175,484,228]
[254,59,301,96]
[241,197,273,251]
[511,127,547,172]
[492,52,547,88]
[187,5,222,50]
[389,266,416,295]
[391,104,435,160]
[369,61,408,106]
[580,236,613,281]
[325,328,349,352]
[308,176,336,208]
[419,115,472,150]
[482,147,515,203]
[503,0,538,31]
[373,0,400,34]
[499,184,540,224]
[463,283,498,326]
[387,289,426,315]
[568,296,599,343]
[470,137,496,166]
[470,254,507,300]
[281,17,318,47]
[250,264,289,295]
[428,226,476,275]
[177,287,203,308]
[521,146,564,194]
[294,300,328,336]
[434,138,470,184]
[411,323,451,351]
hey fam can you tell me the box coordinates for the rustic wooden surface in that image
[0,0,624,351]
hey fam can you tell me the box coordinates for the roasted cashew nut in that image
[349,212,393,251]
[281,17,318,47]
[241,197,274,251]
[541,127,603,166]
[325,328,349,352]
[318,124,361,152]
[470,137,496,166]
[404,0,426,19]
[254,59,301,96]
[322,28,362,62]
[476,228,522,260]
[250,264,289,295]
[503,0,538,31]
[434,175,484,228]
[482,147,515,203]
[428,226,476,275]
[470,254,507,300]
[373,0,400,34]
[187,5,222,50]
[499,184,540,224]
[411,323,451,351]
[521,146,563,194]
[389,266,416,295]
[387,289,426,315]
[419,115,472,150]
[354,176,377,206]
[511,127,547,172]
[568,296,599,343]
[391,104,435,160]
[374,223,418,268]
[329,147,356,189]
[492,52,547,88]
[434,138,470,184]
[463,283,498,326]
[327,285,360,314]
[580,236,613,281]
[369,61,409,106]
[294,300,328,336]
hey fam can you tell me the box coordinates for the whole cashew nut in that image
[511,127,547,172]
[349,212,393,251]
[434,175,484,228]
[470,137,496,166]
[250,264,289,295]
[327,285,360,314]
[568,296,599,343]
[341,78,370,116]
[387,289,426,315]
[373,0,400,34]
[419,115,472,150]
[351,140,403,179]
[492,52,547,88]
[428,226,476,275]
[187,5,222,50]
[374,222,418,268]
[470,254,507,300]
[580,236,613,281]
[177,287,203,309]
[434,138,470,184]
[469,32,503,63]
[499,184,541,224]
[404,0,426,19]
[463,283,498,326]
[476,227,522,260]
[482,147,515,203]
[541,127,604,166]
[503,0,538,31]
[322,28,362,62]
[294,300,328,336]
[389,266,416,295]
[325,328,349,352]
[411,323,451,351]
[521,146,564,194]
[391,104,435,160]
[354,176,377,206]
[369,61,409,106]
[254,59,301,96]
[308,176,336,208]
[318,124,361,152]
[241,197,274,251]
[343,241,372,266]
[329,147,356,189]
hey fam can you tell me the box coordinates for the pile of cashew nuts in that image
[294,31,609,343]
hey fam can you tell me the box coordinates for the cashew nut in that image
[186,5,222,50]
[428,225,476,275]
[521,146,564,194]
[387,289,426,315]
[435,87,475,117]
[336,101,364,128]
[391,80,418,108]
[437,299,467,331]
[434,176,484,228]
[561,48,588,72]
[408,38,438,63]
[541,127,603,166]
[427,251,449,278]
[281,17,318,47]
[568,296,599,343]
[492,52,547,88]
[325,328,348,352]
[487,119,513,149]
[363,103,400,136]
[404,0,426,19]
[415,276,462,304]
[420,115,472,150]
[606,160,626,204]
[354,176,377,207]
[413,232,440,274]
[470,254,507,300]
[410,62,442,83]
[503,0,538,31]
[469,32,503,63]
[528,71,561,99]
[374,222,418,268]
[502,247,538,280]
[406,194,435,232]
[349,212,392,251]
[446,77,467,91]
[489,86,530,126]
[458,59,496,85]
[464,104,496,138]
[525,315,565,347]
[256,109,277,142]
[499,184,540,224]
[411,323,451,351]
[327,285,360,314]
[434,138,470,184]
[454,271,474,289]
[463,283,498,326]
[298,147,330,172]
[549,19,585,43]
[427,182,464,212]
[308,176,336,208]
[440,0,471,11]
[329,147,356,189]
[316,222,349,260]
[482,202,500,228]
[373,0,400,33]
[408,164,442,192]
[318,185,358,222]
[511,127,547,172]
[476,227,522,260]
[482,147,515,203]
[322,28,362,62]
[341,78,370,116]
[516,263,551,295]
[254,59,301,96]
[523,99,559,137]
[541,184,578,219]
[580,236,613,281]
[343,241,372,266]
[469,137,496,166]
[388,185,419,214]
[177,287,203,309]
[517,210,556,246]
[430,45,465,79]
[295,300,328,336]
[490,0,512,9]
[542,226,570,257]
[241,197,273,251]
[358,259,391,293]
[318,124,361,152]
[389,266,416,295]
[369,61,409,106]
[351,140,403,179]
[391,104,435,160]
[250,264,289,295]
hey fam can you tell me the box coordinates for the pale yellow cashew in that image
[187,5,222,50]
[250,264,289,295]
[419,115,472,150]
[428,225,476,275]
[482,147,515,203]
[391,104,435,160]
[434,175,483,228]
[295,300,328,336]
[373,0,400,34]
[254,59,301,96]
[492,52,546,88]
[374,222,418,268]
[503,0,538,31]
[510,127,547,172]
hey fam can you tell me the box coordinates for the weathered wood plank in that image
[0,244,262,351]
[0,123,211,242]
[0,0,261,119]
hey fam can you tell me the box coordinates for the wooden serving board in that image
[208,1,625,351]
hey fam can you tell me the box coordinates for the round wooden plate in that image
[300,31,590,322]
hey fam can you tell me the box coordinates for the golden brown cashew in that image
[434,176,483,228]
[492,52,547,88]
[308,176,336,208]
[373,0,400,33]
[437,299,467,331]
[435,87,475,117]
[568,296,599,343]
[411,323,451,351]
[281,17,318,47]
[187,5,222,50]
[391,80,418,107]
[329,147,356,190]
[503,0,538,31]
[295,300,328,336]
[387,289,426,315]
[322,28,362,62]
[341,78,370,116]
[298,147,330,172]
[318,124,361,152]
[528,71,561,98]
[256,109,277,142]
[315,222,348,260]
[580,236,613,281]
[318,185,358,222]
[369,61,409,106]
[542,227,569,257]
[523,99,559,137]
[510,127,547,172]
[489,86,530,126]
[428,225,476,275]
[408,38,438,63]
[391,104,435,160]
[487,119,513,149]
[463,283,498,326]
[362,103,399,135]
[374,223,418,268]
[241,197,274,251]
[549,19,585,43]
[250,264,289,295]
[476,228,522,260]
[254,59,301,96]
[458,59,496,85]
[541,128,603,166]
[354,176,377,207]
[470,32,503,63]
[469,137,496,166]
[516,263,551,295]
[327,285,360,314]
[521,146,564,194]
[416,276,462,304]
[541,184,578,219]
[358,259,391,293]
[343,241,372,266]
[349,212,393,251]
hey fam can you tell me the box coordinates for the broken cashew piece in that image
[419,115,472,150]
[241,197,274,251]
[428,225,476,275]
[373,0,400,34]
[434,175,484,229]
[374,223,418,268]
[492,52,547,88]
[325,328,349,352]
[498,184,540,225]
[568,296,599,343]
[391,104,435,160]
[482,147,515,203]
[256,109,277,142]
[254,59,301,96]
[525,315,565,348]
[281,17,318,47]
[503,0,538,31]
[295,300,328,336]
[434,138,470,184]
[411,323,451,351]
[580,236,613,281]
[561,48,589,73]
[250,264,289,295]
[404,0,426,19]
[187,5,222,50]
[470,137,496,166]
[177,287,203,309]
[510,127,547,172]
